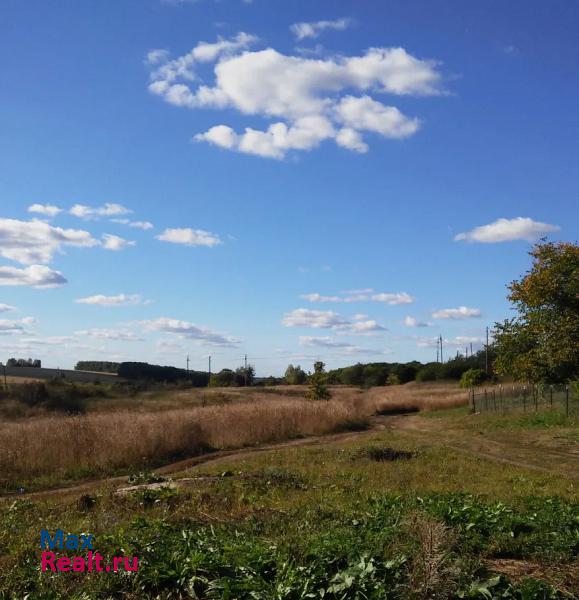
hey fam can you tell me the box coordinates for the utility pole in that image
[244,354,248,387]
[439,334,443,364]
[485,327,489,374]
[208,355,211,376]
[186,354,190,373]
[470,342,473,356]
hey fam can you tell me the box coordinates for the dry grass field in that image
[0,382,467,491]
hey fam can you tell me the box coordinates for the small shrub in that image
[460,368,488,388]
[10,382,48,407]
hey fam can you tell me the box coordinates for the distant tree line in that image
[75,361,120,374]
[6,358,41,368]
[118,362,210,387]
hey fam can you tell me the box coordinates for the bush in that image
[10,382,48,406]
[415,363,441,382]
[459,368,488,388]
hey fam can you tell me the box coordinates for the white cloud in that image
[148,35,444,158]
[282,308,386,335]
[0,317,35,335]
[290,18,352,41]
[70,203,132,220]
[403,315,429,328]
[75,294,146,307]
[27,204,63,217]
[299,335,389,356]
[142,317,239,347]
[301,290,414,304]
[0,303,16,313]
[335,95,420,139]
[0,218,99,265]
[432,306,481,320]
[282,308,349,329]
[111,219,154,230]
[156,227,222,247]
[454,217,560,243]
[417,335,483,348]
[75,329,144,341]
[0,265,67,288]
[101,234,136,251]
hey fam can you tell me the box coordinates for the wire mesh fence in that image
[469,383,578,417]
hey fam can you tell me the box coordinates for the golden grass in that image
[0,382,467,487]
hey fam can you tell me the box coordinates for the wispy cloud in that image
[301,289,414,305]
[290,18,353,41]
[70,203,132,220]
[142,317,239,347]
[403,315,430,328]
[75,328,144,341]
[432,306,481,320]
[75,294,148,307]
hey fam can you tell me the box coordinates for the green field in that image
[1,384,577,599]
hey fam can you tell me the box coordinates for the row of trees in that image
[6,358,41,368]
[75,361,120,374]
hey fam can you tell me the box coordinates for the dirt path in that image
[4,412,578,501]
[2,415,400,501]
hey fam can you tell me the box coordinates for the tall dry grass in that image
[0,396,369,484]
[0,382,467,486]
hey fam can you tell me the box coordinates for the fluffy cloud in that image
[75,294,146,307]
[0,218,99,265]
[148,35,444,158]
[301,289,414,304]
[290,18,352,41]
[432,306,481,319]
[70,203,132,220]
[101,234,136,251]
[404,315,429,328]
[142,317,239,347]
[0,317,35,335]
[75,329,144,341]
[282,308,386,335]
[156,228,222,247]
[0,303,16,313]
[454,217,560,243]
[27,204,63,217]
[0,265,67,288]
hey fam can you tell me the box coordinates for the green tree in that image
[306,361,332,401]
[493,241,579,383]
[284,364,307,385]
[235,364,255,386]
[459,368,488,388]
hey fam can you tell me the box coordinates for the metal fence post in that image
[550,385,553,408]
[566,385,570,418]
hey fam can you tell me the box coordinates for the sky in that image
[0,0,577,375]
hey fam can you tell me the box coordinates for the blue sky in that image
[0,0,577,374]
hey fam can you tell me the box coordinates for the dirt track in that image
[4,413,578,501]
